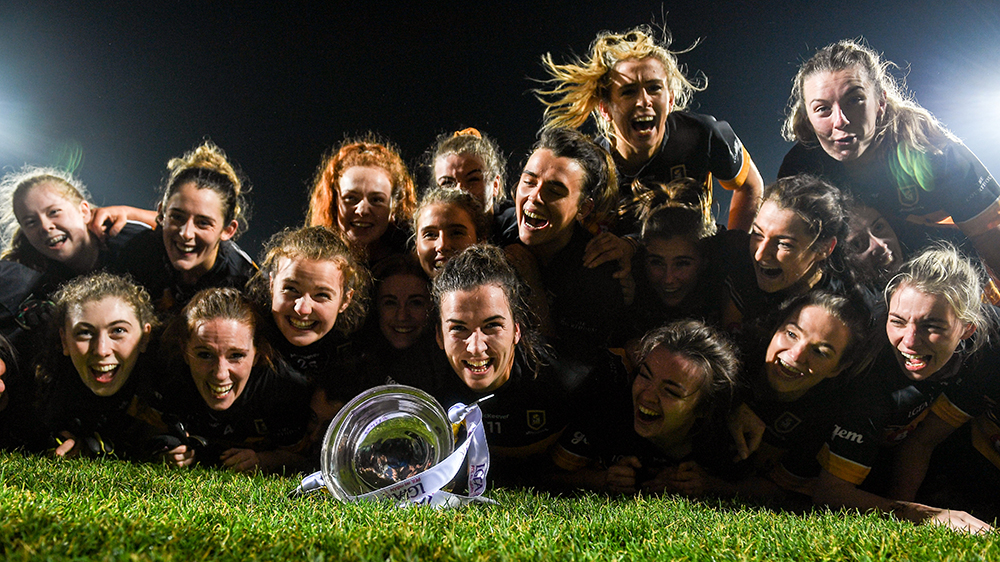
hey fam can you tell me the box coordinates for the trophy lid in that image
[320,385,455,500]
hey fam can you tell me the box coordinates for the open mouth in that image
[899,350,930,371]
[89,363,119,384]
[631,115,656,133]
[522,209,549,230]
[288,317,317,330]
[208,382,233,399]
[636,404,661,423]
[46,234,68,248]
[350,220,374,229]
[774,357,804,379]
[756,263,783,279]
[174,241,197,254]
[463,358,493,375]
[392,326,416,334]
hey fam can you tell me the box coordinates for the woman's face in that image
[160,182,238,280]
[632,345,706,450]
[337,166,393,250]
[644,236,703,308]
[415,203,478,278]
[802,67,886,164]
[887,284,975,381]
[378,273,430,350]
[599,57,674,161]
[434,153,495,207]
[270,256,351,347]
[750,200,829,293]
[61,296,151,397]
[437,284,521,393]
[848,206,903,272]
[185,318,256,411]
[14,182,94,269]
[765,304,851,401]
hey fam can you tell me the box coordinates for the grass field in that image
[0,451,996,561]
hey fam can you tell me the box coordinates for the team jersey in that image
[496,215,625,362]
[740,364,879,495]
[108,226,257,315]
[778,140,1000,258]
[431,348,577,485]
[37,354,164,460]
[150,358,310,467]
[600,111,753,228]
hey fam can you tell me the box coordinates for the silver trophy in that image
[319,385,455,500]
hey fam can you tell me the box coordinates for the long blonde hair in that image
[535,25,704,140]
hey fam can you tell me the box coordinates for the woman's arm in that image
[814,468,992,533]
[888,410,958,501]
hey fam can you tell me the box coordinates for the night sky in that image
[2,1,998,254]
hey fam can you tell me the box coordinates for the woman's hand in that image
[728,403,765,461]
[606,456,642,494]
[161,444,196,468]
[220,448,261,473]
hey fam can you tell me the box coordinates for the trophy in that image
[321,385,455,499]
[291,384,491,507]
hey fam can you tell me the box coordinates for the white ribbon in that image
[290,396,493,508]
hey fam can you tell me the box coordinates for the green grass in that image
[0,452,996,561]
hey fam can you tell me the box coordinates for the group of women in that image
[0,27,997,533]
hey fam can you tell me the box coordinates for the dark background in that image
[2,1,998,255]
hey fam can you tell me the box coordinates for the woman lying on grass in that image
[430,244,577,485]
[548,320,740,495]
[155,287,310,473]
[36,272,159,459]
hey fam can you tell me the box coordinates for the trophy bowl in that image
[320,385,455,500]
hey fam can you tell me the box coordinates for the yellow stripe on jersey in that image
[958,195,1000,238]
[718,146,753,189]
[929,393,973,428]
[816,443,871,485]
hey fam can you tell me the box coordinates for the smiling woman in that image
[34,272,160,460]
[307,136,417,265]
[108,142,257,315]
[155,287,311,474]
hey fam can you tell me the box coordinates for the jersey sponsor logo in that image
[773,412,802,434]
[527,410,546,431]
[831,424,864,444]
[570,431,588,446]
[897,181,919,208]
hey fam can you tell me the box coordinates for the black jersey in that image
[37,355,163,460]
[432,349,573,462]
[779,140,1000,257]
[496,217,625,362]
[600,111,751,227]
[151,358,310,466]
[554,349,738,484]
[108,226,256,315]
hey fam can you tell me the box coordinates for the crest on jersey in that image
[773,412,801,434]
[527,410,546,431]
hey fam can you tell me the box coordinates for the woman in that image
[110,141,256,315]
[412,186,487,278]
[535,25,762,232]
[810,244,996,532]
[428,127,507,216]
[550,320,740,496]
[431,244,575,484]
[722,174,863,331]
[720,291,879,501]
[307,136,417,265]
[627,178,740,337]
[356,254,444,393]
[156,287,310,473]
[779,39,1000,278]
[36,272,159,459]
